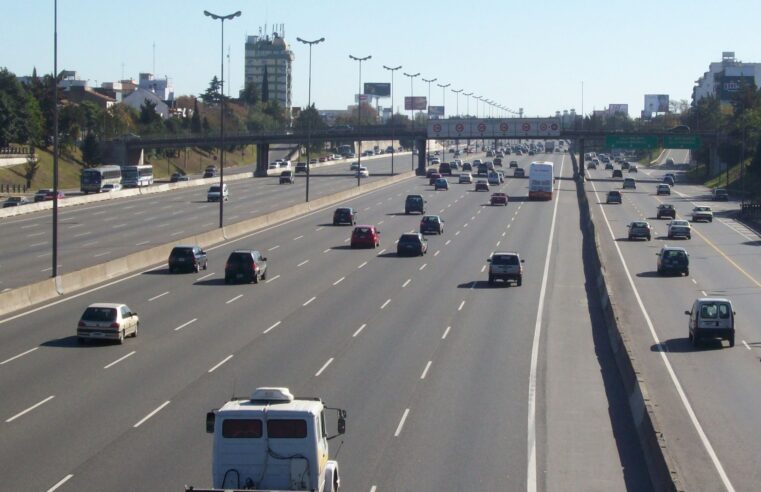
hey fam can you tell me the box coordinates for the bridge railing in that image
[0,146,35,156]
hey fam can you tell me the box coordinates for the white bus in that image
[528,161,554,200]
[81,165,122,193]
[121,165,154,188]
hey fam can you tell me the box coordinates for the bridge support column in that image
[416,139,427,175]
[254,143,270,177]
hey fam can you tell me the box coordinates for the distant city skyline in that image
[3,0,761,118]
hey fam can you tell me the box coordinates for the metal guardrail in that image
[740,201,761,218]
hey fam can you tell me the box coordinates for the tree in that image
[139,99,162,126]
[80,132,101,166]
[22,156,40,188]
[240,81,259,106]
[202,116,211,133]
[294,104,327,150]
[191,99,202,133]
[201,76,222,105]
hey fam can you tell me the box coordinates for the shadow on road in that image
[651,338,726,353]
[193,278,228,286]
[41,336,90,348]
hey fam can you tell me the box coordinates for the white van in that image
[685,297,735,347]
[207,183,229,202]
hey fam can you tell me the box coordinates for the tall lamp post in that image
[463,92,472,118]
[403,72,419,170]
[349,54,371,187]
[437,83,450,154]
[204,9,242,229]
[383,64,402,175]
[52,0,59,278]
[452,88,462,117]
[297,36,325,202]
[422,77,437,118]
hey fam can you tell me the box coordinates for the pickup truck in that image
[487,251,524,286]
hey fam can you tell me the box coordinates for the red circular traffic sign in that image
[499,122,508,132]
[540,123,548,131]
[455,123,465,132]
[433,123,442,132]
[550,123,559,131]
[521,122,530,131]
[477,122,487,132]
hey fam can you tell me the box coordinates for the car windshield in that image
[227,253,253,266]
[354,227,371,234]
[664,250,685,259]
[81,307,117,322]
[492,255,519,265]
[632,222,647,228]
[399,234,420,243]
[209,186,221,192]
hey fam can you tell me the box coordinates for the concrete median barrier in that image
[0,170,416,318]
[571,151,680,491]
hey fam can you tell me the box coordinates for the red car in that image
[319,156,327,162]
[350,225,381,249]
[428,172,442,185]
[34,189,66,202]
[490,192,508,206]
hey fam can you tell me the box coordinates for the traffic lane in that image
[26,152,520,490]
[589,178,761,491]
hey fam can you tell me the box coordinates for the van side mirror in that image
[337,416,346,435]
[262,257,267,262]
[486,258,491,262]
[684,310,690,316]
[521,259,525,263]
[206,411,216,433]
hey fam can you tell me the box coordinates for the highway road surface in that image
[0,149,651,491]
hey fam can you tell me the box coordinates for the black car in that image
[279,170,295,184]
[224,250,267,284]
[612,169,623,178]
[295,162,308,173]
[657,246,689,276]
[168,245,208,273]
[657,204,676,219]
[420,215,444,235]
[397,233,428,256]
[333,207,357,225]
[405,194,426,214]
[170,172,190,182]
[203,169,217,178]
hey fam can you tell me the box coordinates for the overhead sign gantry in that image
[427,118,562,139]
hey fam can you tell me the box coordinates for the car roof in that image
[658,203,674,208]
[491,251,520,257]
[172,244,197,249]
[86,302,125,309]
[695,297,732,304]
[354,224,375,229]
[661,246,687,252]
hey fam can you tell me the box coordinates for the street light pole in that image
[297,36,324,202]
[463,92,472,118]
[452,88,462,117]
[383,64,402,175]
[204,9,242,229]
[437,83,450,118]
[52,0,59,278]
[422,77,436,118]
[349,54,371,187]
[403,72,419,170]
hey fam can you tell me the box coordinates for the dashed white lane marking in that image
[445,239,451,245]
[358,261,368,269]
[104,351,136,369]
[174,319,197,331]
[442,326,452,339]
[402,279,411,287]
[434,250,440,256]
[26,232,45,238]
[316,226,324,231]
[315,357,334,377]
[1,347,39,365]
[458,300,466,311]
[378,220,384,225]
[133,400,170,428]
[380,299,391,309]
[20,224,38,229]
[112,223,127,229]
[333,277,345,286]
[353,323,367,337]
[208,355,233,373]
[691,278,697,284]
[226,294,243,304]
[265,275,280,283]
[455,231,461,236]
[323,248,331,253]
[420,361,432,380]
[268,245,280,251]
[135,240,150,246]
[293,235,304,240]
[263,321,281,334]
[196,272,214,281]
[297,259,310,267]
[394,408,410,437]
[303,296,316,306]
[93,251,111,258]
[46,474,73,492]
[30,241,48,247]
[170,230,185,236]
[496,240,501,247]
[378,248,386,255]
[6,395,55,423]
[742,340,751,350]
[701,290,707,296]
[419,263,427,271]
[148,291,169,302]
[72,232,90,238]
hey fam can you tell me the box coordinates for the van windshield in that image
[700,303,731,319]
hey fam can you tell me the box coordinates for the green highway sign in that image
[605,135,658,149]
[663,135,702,149]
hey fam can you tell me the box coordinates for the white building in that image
[244,27,295,111]
[138,73,174,101]
[692,52,761,105]
[122,88,169,118]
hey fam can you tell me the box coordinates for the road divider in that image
[0,170,416,318]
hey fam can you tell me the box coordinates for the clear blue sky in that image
[4,0,761,118]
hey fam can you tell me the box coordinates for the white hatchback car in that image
[77,303,139,344]
[459,173,473,184]
[667,219,692,239]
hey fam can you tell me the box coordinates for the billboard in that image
[717,75,756,101]
[404,96,427,110]
[644,94,669,114]
[428,106,445,117]
[354,94,370,104]
[364,82,391,97]
[607,104,629,116]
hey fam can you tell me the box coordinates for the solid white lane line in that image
[445,239,451,245]
[208,355,233,373]
[174,319,197,331]
[93,251,111,258]
[402,279,411,288]
[135,240,150,246]
[293,235,304,240]
[1,347,39,365]
[263,321,281,334]
[527,156,564,492]
[589,176,735,491]
[268,245,280,251]
[394,408,410,437]
[742,340,751,350]
[353,324,367,337]
[358,261,367,269]
[133,400,171,428]
[434,250,440,257]
[297,259,310,267]
[333,277,345,286]
[315,357,334,377]
[103,351,136,369]
[442,326,451,339]
[6,395,55,423]
[47,474,74,492]
[303,296,316,306]
[420,361,432,380]
[196,272,214,281]
[265,274,280,283]
[380,299,391,309]
[226,294,243,304]
[419,263,427,271]
[458,300,465,311]
[148,291,170,302]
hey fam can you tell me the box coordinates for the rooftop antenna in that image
[121,61,125,80]
[152,41,156,75]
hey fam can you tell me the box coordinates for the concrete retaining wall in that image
[0,170,416,318]
[571,151,681,491]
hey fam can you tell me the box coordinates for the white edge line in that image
[174,318,197,331]
[352,323,367,337]
[133,400,171,428]
[394,408,410,437]
[589,177,735,491]
[6,395,55,423]
[47,474,74,492]
[314,357,334,377]
[208,354,233,373]
[103,350,136,369]
[0,346,39,365]
[263,321,281,334]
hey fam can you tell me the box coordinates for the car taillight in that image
[225,263,230,270]
[110,322,120,328]
[78,321,85,327]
